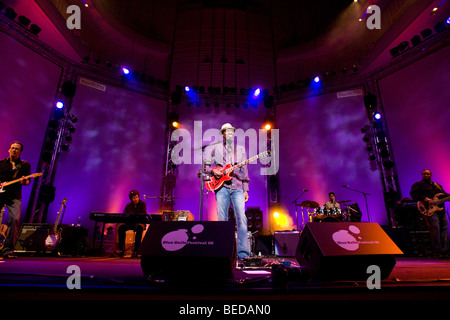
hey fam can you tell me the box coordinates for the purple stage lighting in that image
[446,16,450,25]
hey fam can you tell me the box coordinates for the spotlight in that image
[184,86,190,92]
[56,101,64,109]
[447,17,450,25]
[252,88,261,99]
[172,121,179,128]
[264,124,271,131]
[374,112,382,120]
[122,67,130,75]
[313,76,320,83]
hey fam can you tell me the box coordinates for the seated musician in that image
[324,192,340,211]
[113,190,147,258]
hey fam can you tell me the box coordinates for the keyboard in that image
[89,212,162,224]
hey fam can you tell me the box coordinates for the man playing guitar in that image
[203,123,250,260]
[0,142,31,259]
[410,169,449,259]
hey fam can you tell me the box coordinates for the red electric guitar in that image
[205,151,270,191]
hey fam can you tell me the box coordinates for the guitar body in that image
[45,231,62,251]
[0,225,7,251]
[0,206,6,250]
[205,164,233,191]
[417,193,449,216]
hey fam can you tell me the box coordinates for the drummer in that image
[324,192,341,211]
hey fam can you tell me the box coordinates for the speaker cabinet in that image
[14,223,52,253]
[139,221,236,281]
[296,222,403,281]
[274,231,300,256]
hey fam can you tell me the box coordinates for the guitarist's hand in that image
[424,197,432,204]
[212,168,223,179]
[20,176,30,185]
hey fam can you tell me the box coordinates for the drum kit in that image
[297,199,356,225]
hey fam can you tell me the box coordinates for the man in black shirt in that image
[113,190,147,257]
[410,169,449,258]
[0,142,31,259]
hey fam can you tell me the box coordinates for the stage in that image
[1,255,449,317]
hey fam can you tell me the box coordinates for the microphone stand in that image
[195,140,222,221]
[343,186,371,222]
[292,190,307,230]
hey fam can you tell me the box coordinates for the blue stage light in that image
[374,112,382,120]
[313,76,320,83]
[252,88,261,99]
[184,86,190,92]
[122,67,130,75]
[446,16,450,25]
[56,101,64,109]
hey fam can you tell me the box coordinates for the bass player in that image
[410,169,449,258]
[203,123,250,260]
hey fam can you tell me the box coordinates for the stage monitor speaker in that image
[274,230,300,257]
[139,221,236,281]
[14,223,52,253]
[296,222,403,281]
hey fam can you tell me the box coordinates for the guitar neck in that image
[225,154,261,174]
[435,195,450,206]
[1,173,40,188]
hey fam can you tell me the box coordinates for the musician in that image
[0,142,31,259]
[113,190,147,258]
[204,123,250,260]
[410,169,448,258]
[324,192,340,210]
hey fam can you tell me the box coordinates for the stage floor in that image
[1,255,449,316]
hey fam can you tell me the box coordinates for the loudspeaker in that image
[296,222,403,281]
[139,221,236,281]
[14,223,52,253]
[274,231,300,257]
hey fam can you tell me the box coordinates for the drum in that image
[311,207,326,222]
[320,216,340,222]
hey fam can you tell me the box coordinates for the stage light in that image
[122,67,130,75]
[374,112,382,120]
[184,86,190,92]
[313,76,320,83]
[252,88,261,99]
[273,212,280,219]
[264,124,271,131]
[56,101,64,109]
[172,121,179,128]
[447,17,450,25]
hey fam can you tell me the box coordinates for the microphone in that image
[342,185,349,188]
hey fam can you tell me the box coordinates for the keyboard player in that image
[113,190,147,258]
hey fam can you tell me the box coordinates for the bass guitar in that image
[205,151,271,191]
[45,197,67,250]
[0,173,43,193]
[0,205,7,251]
[417,193,450,216]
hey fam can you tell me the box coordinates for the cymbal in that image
[337,200,351,203]
[299,200,320,208]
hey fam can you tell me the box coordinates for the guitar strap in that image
[433,182,444,193]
